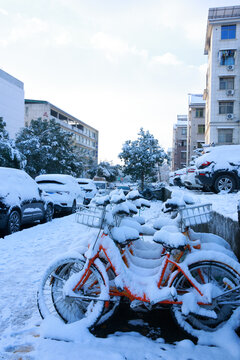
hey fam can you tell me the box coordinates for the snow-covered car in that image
[195,145,240,193]
[35,174,81,214]
[169,171,175,186]
[76,178,97,205]
[173,168,187,187]
[184,165,203,190]
[94,180,108,194]
[0,167,54,235]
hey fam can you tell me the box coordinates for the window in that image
[221,25,236,40]
[219,77,234,90]
[198,125,205,134]
[181,152,186,160]
[218,129,233,144]
[59,113,67,120]
[219,50,236,65]
[181,128,187,135]
[179,140,186,147]
[76,124,84,131]
[195,108,204,118]
[219,101,234,114]
[50,109,58,118]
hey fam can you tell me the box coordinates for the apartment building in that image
[204,6,240,145]
[187,94,206,164]
[172,115,187,171]
[25,100,98,164]
[0,69,24,138]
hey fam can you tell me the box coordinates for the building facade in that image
[204,6,240,146]
[0,69,24,138]
[172,115,187,171]
[187,94,206,164]
[25,100,98,164]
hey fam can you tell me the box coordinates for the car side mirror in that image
[38,188,43,196]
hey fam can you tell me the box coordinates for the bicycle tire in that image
[171,260,240,337]
[37,256,106,327]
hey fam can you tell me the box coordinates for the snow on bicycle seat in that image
[120,218,156,236]
[111,225,140,246]
[112,203,130,216]
[153,225,187,251]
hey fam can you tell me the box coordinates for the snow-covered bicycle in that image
[37,191,240,338]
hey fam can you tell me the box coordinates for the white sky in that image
[0,0,239,164]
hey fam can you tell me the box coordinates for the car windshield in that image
[37,180,65,185]
[96,183,106,189]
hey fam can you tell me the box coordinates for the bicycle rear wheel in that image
[37,257,106,327]
[171,260,240,337]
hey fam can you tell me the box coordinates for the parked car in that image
[76,178,97,205]
[116,185,131,195]
[0,167,54,235]
[94,180,108,194]
[35,174,81,214]
[173,168,187,187]
[184,165,203,190]
[195,145,240,193]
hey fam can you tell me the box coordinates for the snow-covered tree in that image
[119,128,168,190]
[87,161,122,182]
[0,117,25,169]
[15,119,83,177]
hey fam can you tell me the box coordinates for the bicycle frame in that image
[69,231,209,307]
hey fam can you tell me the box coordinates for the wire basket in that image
[75,205,105,228]
[178,203,212,230]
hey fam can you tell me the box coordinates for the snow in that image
[1,195,240,359]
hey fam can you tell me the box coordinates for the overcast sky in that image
[0,0,239,163]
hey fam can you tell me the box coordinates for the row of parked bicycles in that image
[37,189,240,338]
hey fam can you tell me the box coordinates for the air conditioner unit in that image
[226,113,234,120]
[226,89,235,96]
[226,65,234,71]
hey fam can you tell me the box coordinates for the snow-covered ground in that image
[1,192,240,360]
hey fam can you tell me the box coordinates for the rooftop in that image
[0,69,24,89]
[204,6,240,54]
[25,99,98,133]
[188,94,205,106]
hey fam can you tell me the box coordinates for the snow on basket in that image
[75,205,105,228]
[178,203,212,229]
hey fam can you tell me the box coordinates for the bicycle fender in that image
[94,258,110,289]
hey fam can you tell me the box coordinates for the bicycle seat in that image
[111,226,140,247]
[153,225,187,251]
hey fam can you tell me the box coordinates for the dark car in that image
[0,167,54,235]
[195,145,240,193]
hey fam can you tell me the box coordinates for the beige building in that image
[25,100,98,164]
[187,94,206,164]
[172,115,187,171]
[204,6,240,146]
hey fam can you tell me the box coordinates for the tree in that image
[119,128,168,190]
[0,117,25,169]
[87,161,122,182]
[15,119,83,177]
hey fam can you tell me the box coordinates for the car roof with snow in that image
[35,174,76,184]
[195,145,240,167]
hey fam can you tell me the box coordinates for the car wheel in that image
[214,174,236,194]
[7,210,21,234]
[71,200,77,214]
[41,204,53,223]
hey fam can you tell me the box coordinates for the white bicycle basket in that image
[75,205,106,228]
[178,203,212,230]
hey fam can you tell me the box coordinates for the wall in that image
[0,70,24,138]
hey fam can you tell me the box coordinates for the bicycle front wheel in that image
[171,260,240,337]
[37,256,106,327]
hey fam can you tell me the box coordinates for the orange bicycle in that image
[37,192,240,337]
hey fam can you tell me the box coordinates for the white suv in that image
[35,174,81,214]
